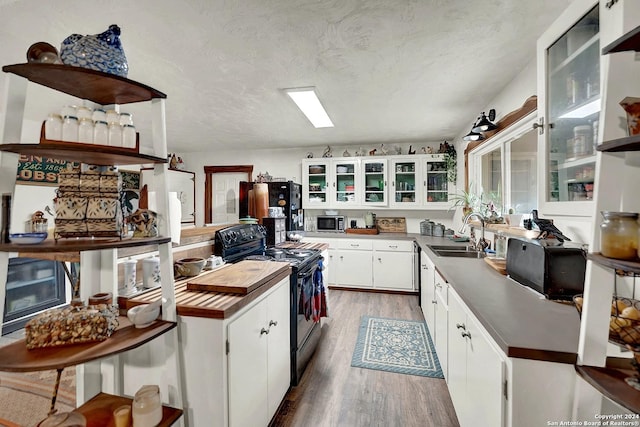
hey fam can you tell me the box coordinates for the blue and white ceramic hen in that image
[60,24,128,77]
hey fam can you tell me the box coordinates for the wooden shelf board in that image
[0,143,167,166]
[602,25,640,55]
[0,236,171,254]
[0,318,176,372]
[2,63,166,105]
[597,135,640,153]
[587,253,640,274]
[74,392,182,427]
[576,364,640,414]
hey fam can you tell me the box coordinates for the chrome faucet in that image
[460,212,489,252]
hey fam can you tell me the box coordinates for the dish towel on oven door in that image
[299,258,328,322]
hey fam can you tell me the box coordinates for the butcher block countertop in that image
[123,261,291,319]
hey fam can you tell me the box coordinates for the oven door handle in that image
[298,267,317,279]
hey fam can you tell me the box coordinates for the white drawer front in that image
[372,240,414,252]
[335,239,373,250]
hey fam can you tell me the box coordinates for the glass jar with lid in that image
[61,115,79,142]
[78,118,94,144]
[122,124,136,148]
[108,122,122,146]
[93,120,109,145]
[132,384,162,427]
[45,113,62,140]
[600,211,639,260]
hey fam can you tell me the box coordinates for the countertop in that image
[123,262,291,319]
[306,231,581,364]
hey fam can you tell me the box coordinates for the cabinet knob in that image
[432,300,437,305]
[532,117,545,135]
[422,264,428,269]
[436,282,442,288]
[378,257,382,262]
[456,323,466,330]
[461,331,471,339]
[269,320,278,327]
[260,327,269,335]
[389,245,397,249]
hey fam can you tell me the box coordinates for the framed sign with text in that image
[16,155,79,186]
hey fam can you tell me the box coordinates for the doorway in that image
[204,165,253,225]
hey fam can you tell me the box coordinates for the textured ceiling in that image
[0,0,572,152]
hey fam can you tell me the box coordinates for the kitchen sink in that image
[427,244,485,258]
[433,250,485,258]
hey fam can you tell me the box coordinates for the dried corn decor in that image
[54,164,124,239]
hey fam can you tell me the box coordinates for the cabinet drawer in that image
[335,239,373,250]
[372,240,414,252]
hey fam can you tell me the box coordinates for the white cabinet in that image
[361,158,388,206]
[372,240,416,291]
[447,288,505,427]
[433,270,448,379]
[536,0,600,216]
[303,154,453,210]
[228,278,290,427]
[332,239,373,288]
[302,158,360,208]
[180,276,290,427]
[420,253,435,330]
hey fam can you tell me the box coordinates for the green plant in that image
[443,144,457,184]
[449,182,479,213]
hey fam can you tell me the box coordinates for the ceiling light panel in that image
[285,88,334,128]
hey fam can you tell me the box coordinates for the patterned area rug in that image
[0,369,75,426]
[351,316,443,378]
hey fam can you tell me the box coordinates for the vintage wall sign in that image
[16,155,78,186]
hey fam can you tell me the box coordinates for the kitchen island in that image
[121,260,292,427]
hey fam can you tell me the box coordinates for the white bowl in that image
[127,303,160,328]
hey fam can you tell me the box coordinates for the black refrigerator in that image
[239,181,304,233]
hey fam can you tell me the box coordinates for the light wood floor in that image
[272,289,460,427]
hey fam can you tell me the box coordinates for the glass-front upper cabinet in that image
[537,0,599,215]
[332,159,359,206]
[390,157,420,208]
[361,158,388,206]
[422,154,449,205]
[303,160,330,208]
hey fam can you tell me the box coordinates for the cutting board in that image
[186,260,289,294]
[376,217,407,233]
[484,257,507,275]
[345,228,379,235]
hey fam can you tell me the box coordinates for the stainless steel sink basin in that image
[433,250,485,258]
[427,244,485,258]
[427,245,471,251]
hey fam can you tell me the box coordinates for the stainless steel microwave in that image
[316,215,345,232]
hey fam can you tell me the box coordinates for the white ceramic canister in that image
[122,124,136,148]
[132,385,162,427]
[108,122,123,146]
[45,113,63,140]
[120,112,134,126]
[122,259,138,294]
[106,109,120,124]
[61,115,79,142]
[76,106,92,121]
[142,256,161,289]
[78,118,94,144]
[92,108,107,122]
[93,120,109,145]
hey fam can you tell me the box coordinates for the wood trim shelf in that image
[597,135,640,153]
[74,392,182,427]
[2,63,166,104]
[0,142,167,166]
[0,318,176,372]
[602,25,640,55]
[0,236,171,254]
[575,364,640,414]
[587,253,640,274]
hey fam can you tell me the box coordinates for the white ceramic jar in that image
[78,118,94,144]
[108,122,122,146]
[93,120,108,145]
[76,106,92,121]
[92,108,107,122]
[119,112,133,126]
[122,124,136,148]
[61,115,79,142]
[45,113,63,140]
[132,385,162,427]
